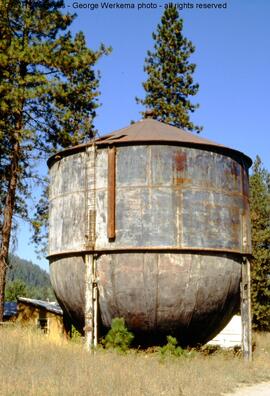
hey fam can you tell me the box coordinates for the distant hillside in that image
[5,254,55,301]
[7,254,51,288]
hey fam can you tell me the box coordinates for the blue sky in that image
[15,0,270,271]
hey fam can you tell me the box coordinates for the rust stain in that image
[230,161,239,178]
[174,177,192,185]
[174,152,187,172]
[128,313,148,329]
[241,167,249,197]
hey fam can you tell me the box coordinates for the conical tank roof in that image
[95,118,226,146]
[48,118,252,168]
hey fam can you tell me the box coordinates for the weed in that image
[101,317,134,352]
[70,325,82,344]
[158,335,192,360]
[196,344,242,358]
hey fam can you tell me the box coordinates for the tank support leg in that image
[93,255,98,349]
[241,256,252,362]
[84,254,98,352]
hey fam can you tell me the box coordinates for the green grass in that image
[1,325,270,396]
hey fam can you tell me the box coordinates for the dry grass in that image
[1,326,270,396]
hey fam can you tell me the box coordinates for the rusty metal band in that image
[107,146,116,240]
[47,140,252,170]
[47,247,252,260]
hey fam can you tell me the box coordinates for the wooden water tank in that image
[48,119,252,345]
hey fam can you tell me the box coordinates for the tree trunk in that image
[0,137,20,321]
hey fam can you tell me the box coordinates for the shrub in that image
[158,336,189,359]
[70,325,82,343]
[102,317,134,352]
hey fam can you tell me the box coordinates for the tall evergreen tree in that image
[0,0,110,320]
[249,156,270,331]
[137,6,202,132]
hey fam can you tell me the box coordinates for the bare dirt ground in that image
[224,382,270,396]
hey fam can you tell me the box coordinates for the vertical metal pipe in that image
[84,253,93,351]
[108,146,116,240]
[93,254,98,348]
[241,256,252,362]
[93,284,98,348]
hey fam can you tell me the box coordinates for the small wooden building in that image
[17,297,69,339]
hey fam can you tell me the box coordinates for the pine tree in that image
[249,156,270,331]
[0,0,110,320]
[5,279,32,302]
[137,6,202,132]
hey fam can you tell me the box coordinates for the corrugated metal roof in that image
[17,297,63,316]
[95,118,223,146]
[47,118,252,168]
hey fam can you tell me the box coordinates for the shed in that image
[17,297,70,338]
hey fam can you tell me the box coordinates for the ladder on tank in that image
[84,143,98,351]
